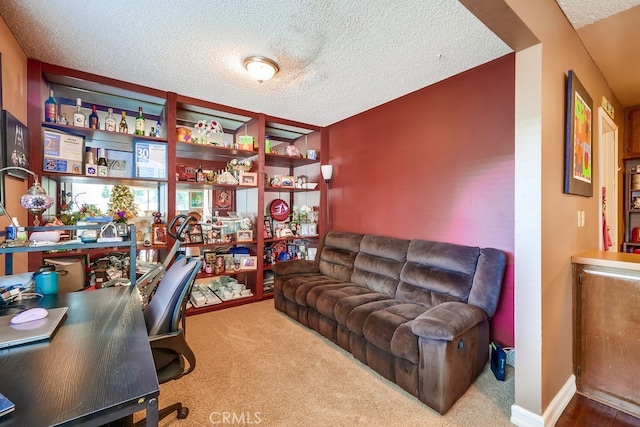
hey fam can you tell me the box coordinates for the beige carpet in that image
[145,300,514,426]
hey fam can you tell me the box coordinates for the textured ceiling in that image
[2,1,640,127]
[556,0,640,28]
[556,0,640,107]
[0,0,511,127]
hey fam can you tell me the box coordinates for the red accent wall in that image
[327,54,515,346]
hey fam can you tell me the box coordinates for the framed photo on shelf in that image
[151,223,168,247]
[203,250,217,265]
[239,255,257,270]
[264,217,273,238]
[563,70,593,197]
[239,172,257,186]
[237,229,254,242]
[187,223,203,243]
[2,109,29,179]
[280,175,295,188]
[300,223,317,236]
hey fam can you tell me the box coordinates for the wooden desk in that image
[0,286,159,426]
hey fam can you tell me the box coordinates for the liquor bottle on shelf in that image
[58,113,68,125]
[44,89,57,123]
[155,119,162,137]
[119,111,128,133]
[196,163,205,182]
[88,105,100,129]
[135,107,145,136]
[97,148,108,177]
[73,98,86,128]
[104,108,117,132]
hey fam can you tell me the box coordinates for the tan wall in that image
[505,0,625,414]
[1,15,29,273]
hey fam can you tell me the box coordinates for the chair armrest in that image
[149,329,196,376]
[272,260,319,277]
[411,302,487,341]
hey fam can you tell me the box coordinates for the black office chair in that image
[135,255,201,425]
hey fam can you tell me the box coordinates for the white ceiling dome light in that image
[243,56,279,83]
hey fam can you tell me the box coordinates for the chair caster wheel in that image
[178,407,189,419]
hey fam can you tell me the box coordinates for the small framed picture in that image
[115,222,129,237]
[300,223,317,236]
[280,175,295,188]
[239,172,257,186]
[188,224,204,244]
[264,218,273,238]
[237,229,254,242]
[203,250,217,265]
[239,255,257,270]
[151,223,168,247]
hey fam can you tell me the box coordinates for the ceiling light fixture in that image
[243,56,279,83]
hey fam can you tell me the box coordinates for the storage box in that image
[42,130,84,174]
[44,257,86,293]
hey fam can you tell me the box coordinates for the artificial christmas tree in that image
[107,185,137,222]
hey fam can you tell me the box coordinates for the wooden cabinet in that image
[573,258,640,418]
[25,59,327,314]
[625,106,640,157]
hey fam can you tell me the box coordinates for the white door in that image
[598,107,619,251]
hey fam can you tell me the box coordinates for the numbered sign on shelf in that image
[134,141,167,179]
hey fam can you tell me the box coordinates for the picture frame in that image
[239,172,257,186]
[564,70,593,197]
[2,110,29,179]
[280,175,295,188]
[0,54,4,204]
[264,217,273,238]
[215,189,233,209]
[300,223,317,236]
[151,223,168,247]
[189,191,203,208]
[239,255,257,270]
[237,229,254,242]
[187,223,203,243]
[115,222,129,238]
[203,250,217,265]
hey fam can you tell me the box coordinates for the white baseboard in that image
[510,374,576,427]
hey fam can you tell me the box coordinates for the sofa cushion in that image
[396,240,480,308]
[281,275,340,306]
[318,231,364,282]
[334,292,392,325]
[316,285,372,320]
[351,235,409,297]
[362,304,427,364]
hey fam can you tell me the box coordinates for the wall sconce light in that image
[0,166,54,226]
[321,165,333,184]
[243,56,279,83]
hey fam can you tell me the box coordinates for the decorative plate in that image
[269,199,290,221]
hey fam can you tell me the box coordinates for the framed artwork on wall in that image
[564,70,593,197]
[215,189,233,209]
[2,109,29,179]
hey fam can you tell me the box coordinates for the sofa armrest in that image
[411,302,487,341]
[272,259,320,277]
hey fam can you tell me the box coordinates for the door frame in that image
[598,107,619,251]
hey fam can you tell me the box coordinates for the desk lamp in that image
[0,166,54,226]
